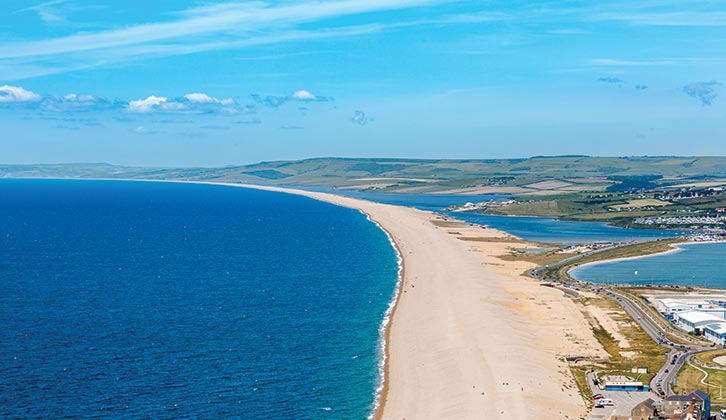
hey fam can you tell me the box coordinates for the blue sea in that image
[0,180,399,419]
[570,242,726,288]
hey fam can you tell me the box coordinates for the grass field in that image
[674,359,726,402]
[570,295,666,404]
[609,198,673,209]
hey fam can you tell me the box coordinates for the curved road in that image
[529,247,716,417]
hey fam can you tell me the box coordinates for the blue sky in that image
[1,0,725,166]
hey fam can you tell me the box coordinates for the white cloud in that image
[0,85,42,103]
[128,94,241,114]
[290,90,318,101]
[127,96,183,113]
[184,92,233,105]
[184,93,215,103]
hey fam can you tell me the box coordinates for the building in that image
[660,390,711,420]
[609,398,657,420]
[673,310,725,333]
[704,322,726,345]
[657,299,710,320]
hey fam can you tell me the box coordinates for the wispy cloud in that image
[252,90,332,108]
[683,81,721,106]
[589,57,726,67]
[590,58,677,67]
[597,77,625,84]
[130,125,158,135]
[15,0,70,24]
[592,11,726,27]
[41,93,116,112]
[351,110,372,125]
[280,124,304,130]
[0,0,440,69]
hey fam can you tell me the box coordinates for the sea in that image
[570,242,726,288]
[0,179,400,419]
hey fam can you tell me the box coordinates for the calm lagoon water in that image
[449,213,687,245]
[319,189,686,245]
[0,179,399,419]
[570,242,726,288]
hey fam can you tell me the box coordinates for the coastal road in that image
[530,245,718,418]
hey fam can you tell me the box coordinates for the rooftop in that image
[705,322,726,334]
[677,310,724,324]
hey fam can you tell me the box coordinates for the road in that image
[529,245,717,418]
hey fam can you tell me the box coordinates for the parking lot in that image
[586,372,657,420]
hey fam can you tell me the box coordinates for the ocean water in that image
[0,179,399,419]
[570,242,726,288]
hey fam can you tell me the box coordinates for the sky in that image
[1,0,725,166]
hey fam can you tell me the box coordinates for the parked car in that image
[592,394,604,399]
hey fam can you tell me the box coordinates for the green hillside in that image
[2,156,726,195]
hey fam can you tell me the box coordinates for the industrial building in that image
[704,322,726,345]
[673,310,725,333]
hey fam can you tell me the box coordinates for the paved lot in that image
[586,371,658,420]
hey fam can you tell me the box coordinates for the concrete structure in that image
[673,310,725,333]
[704,322,726,345]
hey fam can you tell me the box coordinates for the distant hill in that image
[2,156,726,195]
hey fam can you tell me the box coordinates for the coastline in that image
[226,183,600,419]
[11,178,606,419]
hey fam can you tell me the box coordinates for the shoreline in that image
[7,178,607,419]
[226,183,594,419]
[362,213,403,420]
[228,183,403,419]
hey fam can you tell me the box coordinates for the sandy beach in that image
[223,183,605,419]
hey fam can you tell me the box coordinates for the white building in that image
[698,308,726,320]
[657,298,708,315]
[673,310,724,333]
[704,322,726,345]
